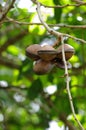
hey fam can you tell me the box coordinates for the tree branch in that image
[0,30,28,54]
[0,0,16,22]
[4,17,86,30]
[42,92,77,130]
[59,114,77,130]
[0,56,20,69]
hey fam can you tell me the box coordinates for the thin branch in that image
[0,0,16,22]
[36,2,61,37]
[0,24,19,36]
[63,33,86,43]
[72,0,84,4]
[42,92,77,130]
[40,2,86,8]
[61,36,84,130]
[32,0,86,8]
[0,84,28,90]
[37,5,59,43]
[0,30,28,54]
[56,24,86,29]
[0,56,20,69]
[36,2,86,44]
[6,17,86,29]
[59,114,77,130]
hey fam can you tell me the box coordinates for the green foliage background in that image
[0,0,86,130]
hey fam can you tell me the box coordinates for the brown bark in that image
[59,114,77,130]
[0,56,20,69]
[0,30,28,54]
[0,0,16,22]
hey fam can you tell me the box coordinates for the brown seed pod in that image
[33,59,55,75]
[56,44,75,61]
[38,45,57,61]
[55,61,72,69]
[26,44,41,60]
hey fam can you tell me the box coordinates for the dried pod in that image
[38,45,57,61]
[26,44,41,60]
[33,59,55,75]
[56,44,75,61]
[55,61,72,69]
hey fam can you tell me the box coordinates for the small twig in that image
[61,36,85,130]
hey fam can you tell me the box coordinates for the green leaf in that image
[7,45,20,55]
[38,0,54,6]
[28,79,43,100]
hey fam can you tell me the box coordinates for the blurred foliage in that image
[0,0,86,130]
